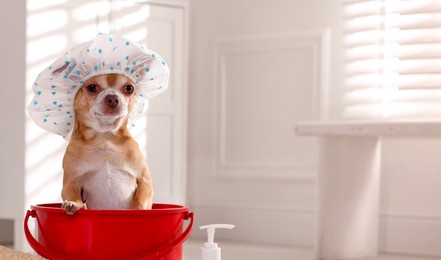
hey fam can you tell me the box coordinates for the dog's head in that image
[74,74,137,133]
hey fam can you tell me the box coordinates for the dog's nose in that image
[105,94,120,108]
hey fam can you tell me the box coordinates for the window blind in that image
[343,0,441,119]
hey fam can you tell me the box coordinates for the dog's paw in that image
[62,200,86,215]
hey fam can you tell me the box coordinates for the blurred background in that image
[1,0,441,259]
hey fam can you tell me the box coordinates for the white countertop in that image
[295,120,441,137]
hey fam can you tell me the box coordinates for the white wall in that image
[380,137,441,257]
[0,0,26,248]
[187,0,441,258]
[0,0,26,215]
[187,0,340,251]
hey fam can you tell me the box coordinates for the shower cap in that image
[28,33,169,138]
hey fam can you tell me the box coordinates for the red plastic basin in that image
[24,203,194,260]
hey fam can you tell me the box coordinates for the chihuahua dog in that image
[61,74,153,214]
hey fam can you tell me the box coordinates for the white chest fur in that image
[74,150,139,210]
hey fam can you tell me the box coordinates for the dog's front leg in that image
[130,169,153,210]
[61,182,86,215]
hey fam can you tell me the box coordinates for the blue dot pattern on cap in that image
[27,33,170,139]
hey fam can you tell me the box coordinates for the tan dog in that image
[61,74,152,214]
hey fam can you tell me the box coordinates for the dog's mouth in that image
[94,111,128,122]
[94,112,125,118]
[92,111,128,130]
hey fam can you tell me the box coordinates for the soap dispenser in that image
[200,224,235,260]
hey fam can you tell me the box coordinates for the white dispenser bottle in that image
[200,224,235,260]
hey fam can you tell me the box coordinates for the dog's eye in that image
[123,85,135,95]
[86,84,98,93]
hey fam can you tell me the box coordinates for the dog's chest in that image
[76,147,138,209]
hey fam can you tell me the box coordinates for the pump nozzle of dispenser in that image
[200,224,235,260]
